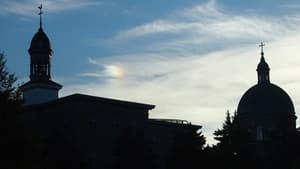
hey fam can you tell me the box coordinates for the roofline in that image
[24,93,155,110]
[149,118,202,129]
[20,80,62,90]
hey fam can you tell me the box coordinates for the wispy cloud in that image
[81,57,125,79]
[115,0,298,43]
[115,0,222,39]
[0,0,101,16]
[61,0,300,144]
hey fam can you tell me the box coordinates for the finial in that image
[259,42,265,56]
[38,4,43,29]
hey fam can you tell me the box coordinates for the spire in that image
[256,42,270,84]
[38,4,43,29]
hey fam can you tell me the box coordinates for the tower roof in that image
[28,4,52,55]
[28,27,52,55]
[256,54,270,73]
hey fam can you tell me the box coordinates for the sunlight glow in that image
[105,65,124,78]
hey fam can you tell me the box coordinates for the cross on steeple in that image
[38,4,43,28]
[259,42,265,54]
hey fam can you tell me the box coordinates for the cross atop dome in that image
[259,42,265,55]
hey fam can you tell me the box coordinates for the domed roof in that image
[238,46,295,117]
[237,83,295,116]
[28,28,52,55]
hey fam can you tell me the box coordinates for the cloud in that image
[82,57,125,79]
[115,0,298,45]
[60,0,300,144]
[114,0,222,39]
[0,0,100,16]
[81,65,124,79]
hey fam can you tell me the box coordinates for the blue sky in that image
[2,0,300,143]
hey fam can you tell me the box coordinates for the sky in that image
[2,0,300,144]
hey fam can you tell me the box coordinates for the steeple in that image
[29,3,52,81]
[20,4,62,105]
[256,42,270,84]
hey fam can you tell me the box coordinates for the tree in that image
[166,125,206,169]
[0,52,46,169]
[0,52,22,127]
[0,53,20,97]
[214,110,233,146]
[212,111,235,169]
[213,111,253,169]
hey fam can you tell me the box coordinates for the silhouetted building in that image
[20,21,62,105]
[23,93,155,168]
[20,8,201,169]
[237,44,297,141]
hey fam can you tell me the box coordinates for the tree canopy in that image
[0,52,21,101]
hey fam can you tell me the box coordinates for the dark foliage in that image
[212,110,300,169]
[0,53,22,127]
[166,126,206,169]
[0,52,45,168]
[212,111,257,169]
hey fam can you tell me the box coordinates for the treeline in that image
[112,111,300,169]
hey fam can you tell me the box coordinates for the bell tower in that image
[20,4,62,105]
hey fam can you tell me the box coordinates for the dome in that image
[237,83,295,116]
[28,28,52,55]
[236,45,296,139]
[238,48,295,117]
